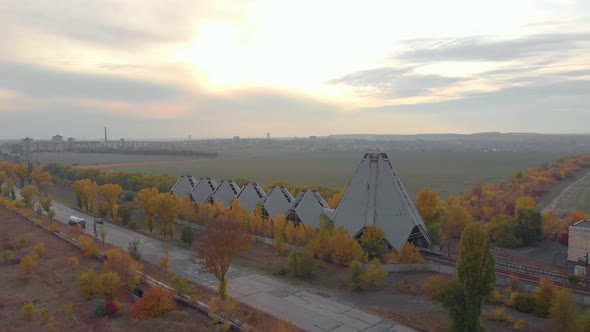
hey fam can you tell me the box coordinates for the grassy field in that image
[34,150,570,198]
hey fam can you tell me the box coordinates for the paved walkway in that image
[48,201,413,332]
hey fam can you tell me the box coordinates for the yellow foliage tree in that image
[159,246,170,276]
[136,187,159,232]
[327,192,343,209]
[30,167,52,193]
[77,235,100,258]
[416,188,440,220]
[102,248,143,289]
[333,229,364,266]
[385,242,424,264]
[98,183,122,221]
[72,179,98,212]
[33,242,46,258]
[515,196,536,218]
[273,214,287,237]
[21,185,37,209]
[284,222,296,244]
[20,255,38,273]
[295,224,307,245]
[542,210,563,239]
[442,202,474,254]
[263,218,274,237]
[155,193,180,239]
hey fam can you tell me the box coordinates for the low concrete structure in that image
[568,220,590,262]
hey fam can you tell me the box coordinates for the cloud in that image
[394,33,590,62]
[328,67,466,99]
[0,63,180,102]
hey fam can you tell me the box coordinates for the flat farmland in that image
[34,150,571,198]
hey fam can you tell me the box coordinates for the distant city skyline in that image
[0,0,589,138]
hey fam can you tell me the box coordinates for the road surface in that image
[38,197,413,332]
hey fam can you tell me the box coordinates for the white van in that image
[68,216,86,228]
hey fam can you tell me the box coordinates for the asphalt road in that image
[25,193,413,332]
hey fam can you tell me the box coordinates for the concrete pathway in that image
[46,201,413,332]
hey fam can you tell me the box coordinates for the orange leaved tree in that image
[131,285,175,320]
[136,187,159,232]
[98,183,122,221]
[196,216,251,300]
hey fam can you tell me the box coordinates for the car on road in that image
[95,218,104,224]
[68,216,86,228]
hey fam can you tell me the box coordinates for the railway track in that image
[421,250,590,296]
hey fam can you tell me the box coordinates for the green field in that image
[32,150,571,198]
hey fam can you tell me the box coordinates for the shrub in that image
[534,278,556,317]
[77,235,100,258]
[550,288,579,332]
[63,301,74,318]
[360,226,385,258]
[77,268,97,300]
[33,242,46,258]
[18,236,28,247]
[122,191,136,202]
[97,272,121,300]
[127,238,141,261]
[424,275,453,299]
[20,255,38,273]
[93,299,106,318]
[284,222,296,244]
[362,259,387,289]
[568,275,581,286]
[295,224,307,245]
[105,301,119,317]
[181,225,195,245]
[2,249,13,263]
[172,276,191,295]
[508,275,519,290]
[67,256,79,268]
[485,290,503,305]
[333,229,364,267]
[47,316,56,332]
[286,248,298,276]
[48,222,59,234]
[508,292,536,314]
[484,308,513,324]
[40,307,49,323]
[131,286,175,320]
[513,320,527,331]
[385,243,424,263]
[286,248,314,278]
[273,234,289,256]
[349,260,365,291]
[21,301,35,321]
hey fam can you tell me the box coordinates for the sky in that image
[0,0,589,139]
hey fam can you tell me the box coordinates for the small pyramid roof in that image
[209,179,241,208]
[261,185,294,220]
[170,176,198,197]
[189,177,218,205]
[235,182,266,212]
[289,189,334,228]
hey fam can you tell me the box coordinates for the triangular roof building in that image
[331,152,431,251]
[235,182,266,212]
[189,177,218,205]
[261,185,294,220]
[170,176,198,197]
[209,179,241,208]
[287,189,334,228]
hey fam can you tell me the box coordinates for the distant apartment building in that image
[568,220,590,262]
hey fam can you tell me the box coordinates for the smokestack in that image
[104,126,108,142]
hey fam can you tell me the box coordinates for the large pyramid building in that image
[332,152,431,251]
[208,179,241,207]
[169,176,198,197]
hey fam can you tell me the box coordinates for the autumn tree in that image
[98,183,122,221]
[97,272,121,300]
[360,226,385,258]
[442,202,474,255]
[155,193,180,239]
[99,227,108,248]
[30,167,52,193]
[15,163,28,187]
[327,191,343,209]
[181,224,195,245]
[385,242,424,264]
[435,223,496,332]
[568,210,590,225]
[196,216,251,300]
[159,246,170,276]
[284,222,296,243]
[534,278,556,318]
[273,214,287,237]
[21,185,37,209]
[549,288,579,332]
[72,179,98,212]
[332,228,364,267]
[515,208,543,246]
[135,187,159,232]
[514,196,536,217]
[416,188,444,244]
[131,285,175,319]
[20,255,38,273]
[542,211,563,239]
[77,268,97,300]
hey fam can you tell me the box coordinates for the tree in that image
[117,205,134,225]
[568,210,590,225]
[284,222,296,243]
[273,214,287,237]
[327,191,343,209]
[20,255,38,273]
[549,288,579,332]
[21,301,35,321]
[196,216,251,300]
[172,276,191,295]
[97,272,121,300]
[159,246,170,276]
[136,187,159,232]
[515,208,543,246]
[155,193,180,239]
[21,185,37,209]
[77,268,98,300]
[514,196,536,217]
[362,259,387,289]
[15,163,28,187]
[333,228,364,267]
[102,248,142,290]
[442,223,496,332]
[385,242,425,264]
[273,233,289,256]
[73,179,98,212]
[39,195,52,214]
[99,227,108,248]
[542,211,563,239]
[98,183,122,221]
[295,224,307,245]
[30,167,52,193]
[534,278,556,318]
[131,285,175,320]
[181,224,195,245]
[442,203,474,255]
[416,188,440,221]
[349,260,365,291]
[360,226,385,258]
[128,238,142,261]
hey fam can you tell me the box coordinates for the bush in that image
[18,236,28,247]
[105,301,119,317]
[362,259,387,289]
[2,249,13,263]
[360,226,385,258]
[97,272,121,300]
[63,302,74,318]
[77,268,97,300]
[332,229,364,267]
[77,235,100,258]
[349,260,365,291]
[485,290,503,305]
[534,278,556,317]
[181,225,195,245]
[424,275,453,299]
[508,292,536,314]
[40,307,49,323]
[33,242,46,258]
[513,320,527,331]
[484,308,513,324]
[286,248,315,278]
[273,234,289,256]
[20,255,38,273]
[508,275,519,290]
[172,276,191,295]
[67,256,79,268]
[122,191,136,202]
[21,301,35,321]
[128,238,141,261]
[47,316,56,332]
[93,299,106,317]
[131,286,175,320]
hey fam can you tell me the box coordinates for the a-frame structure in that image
[189,177,218,205]
[170,175,198,197]
[286,189,334,228]
[235,182,266,212]
[331,152,431,251]
[261,185,294,220]
[209,179,241,208]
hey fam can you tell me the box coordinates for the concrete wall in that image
[568,225,590,262]
[361,262,456,275]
